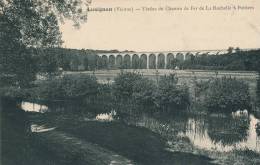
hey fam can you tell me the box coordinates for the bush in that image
[37,78,66,100]
[64,74,99,98]
[0,86,31,99]
[132,78,157,107]
[113,72,190,111]
[204,77,251,112]
[193,79,211,102]
[35,74,99,100]
[155,74,190,110]
[113,72,143,99]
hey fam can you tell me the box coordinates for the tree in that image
[0,15,37,87]
[83,57,89,70]
[0,0,90,87]
[36,48,60,77]
[235,47,241,53]
[227,47,234,54]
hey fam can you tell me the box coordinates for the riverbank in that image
[2,97,260,165]
[1,105,60,165]
[26,105,260,165]
[27,112,215,165]
[33,130,134,165]
[169,132,260,165]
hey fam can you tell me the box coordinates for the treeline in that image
[31,48,97,72]
[32,48,260,72]
[31,48,134,72]
[181,49,260,71]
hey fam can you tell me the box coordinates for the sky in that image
[60,0,260,52]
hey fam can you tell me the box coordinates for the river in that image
[20,101,260,153]
[2,99,260,165]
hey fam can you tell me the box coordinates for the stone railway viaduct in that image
[96,50,228,69]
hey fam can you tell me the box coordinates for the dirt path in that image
[33,130,135,165]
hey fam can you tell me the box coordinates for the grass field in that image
[65,69,258,82]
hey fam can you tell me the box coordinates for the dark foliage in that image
[37,48,260,72]
[113,72,190,111]
[155,74,190,110]
[132,77,157,107]
[33,74,99,100]
[0,0,90,88]
[0,15,37,87]
[181,50,260,71]
[1,100,60,165]
[113,72,144,99]
[204,77,251,112]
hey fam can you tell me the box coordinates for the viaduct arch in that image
[96,50,227,69]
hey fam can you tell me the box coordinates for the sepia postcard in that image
[1,0,260,165]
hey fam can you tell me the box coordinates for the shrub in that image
[158,74,178,86]
[35,74,99,100]
[0,86,31,99]
[63,74,99,98]
[132,78,157,107]
[113,72,190,111]
[113,72,143,99]
[155,74,190,110]
[204,77,251,112]
[193,78,211,102]
[37,78,66,100]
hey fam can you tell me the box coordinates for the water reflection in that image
[20,102,48,113]
[178,114,259,152]
[207,115,249,145]
[122,112,260,152]
[31,124,56,133]
[20,101,260,153]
